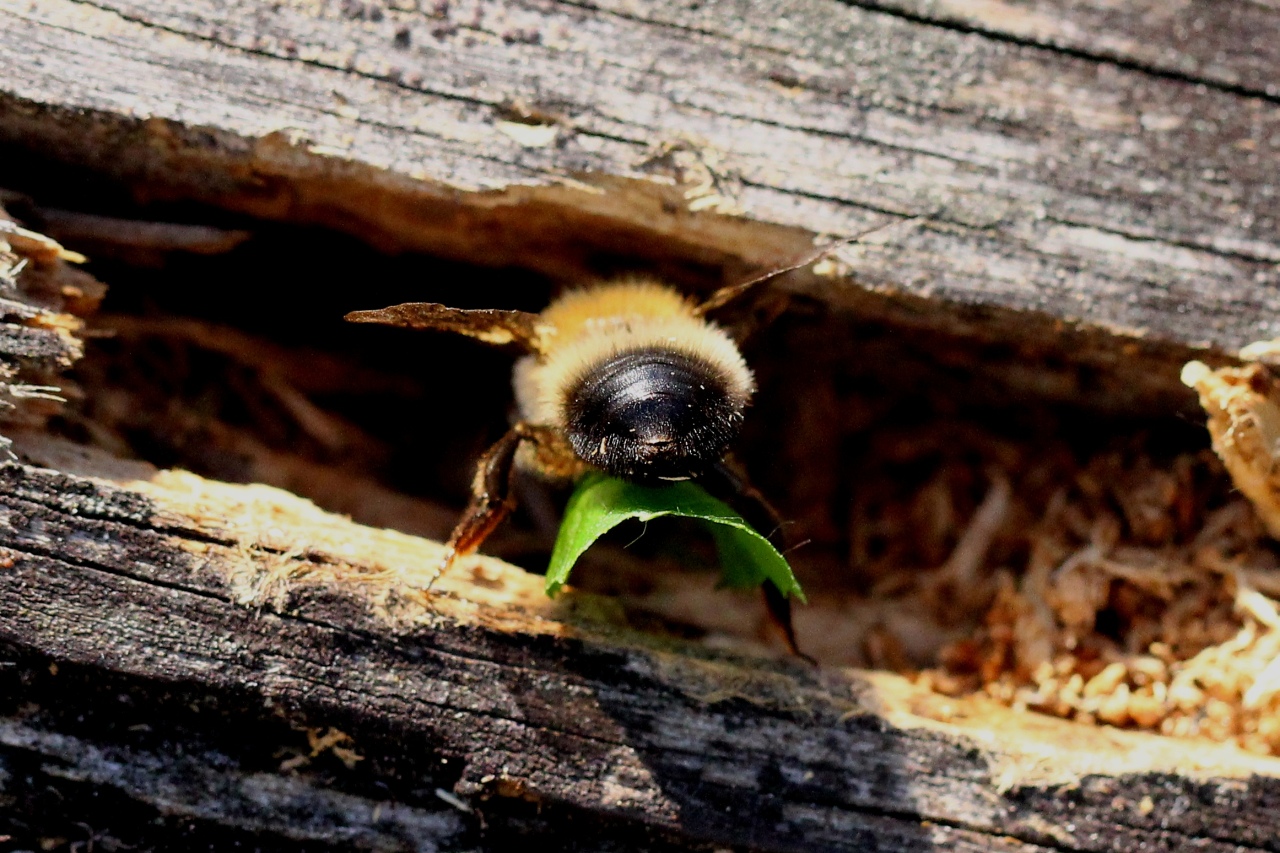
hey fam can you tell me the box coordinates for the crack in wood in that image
[843,0,1280,103]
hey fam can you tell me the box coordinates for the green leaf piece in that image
[546,471,805,602]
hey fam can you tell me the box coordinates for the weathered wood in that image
[3,444,1280,852]
[0,212,103,458]
[1,0,1279,418]
[4,2,1280,850]
[858,0,1280,97]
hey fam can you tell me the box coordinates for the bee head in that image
[564,349,746,483]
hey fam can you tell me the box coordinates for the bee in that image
[346,233,878,654]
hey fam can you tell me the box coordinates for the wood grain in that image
[0,0,1277,391]
[855,0,1280,98]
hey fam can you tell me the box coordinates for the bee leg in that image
[430,423,541,589]
[703,462,813,663]
[761,579,814,665]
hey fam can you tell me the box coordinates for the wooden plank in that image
[0,712,470,852]
[4,4,1280,849]
[0,0,1277,398]
[857,0,1280,98]
[2,446,1280,851]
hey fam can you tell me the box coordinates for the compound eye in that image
[565,349,744,482]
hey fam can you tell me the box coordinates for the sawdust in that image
[896,357,1280,756]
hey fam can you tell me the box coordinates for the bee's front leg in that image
[430,422,548,588]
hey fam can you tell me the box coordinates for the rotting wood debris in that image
[3,197,1280,766]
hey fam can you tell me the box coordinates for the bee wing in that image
[345,302,547,353]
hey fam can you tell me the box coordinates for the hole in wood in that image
[4,145,1279,760]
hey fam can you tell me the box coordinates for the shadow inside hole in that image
[0,155,1227,671]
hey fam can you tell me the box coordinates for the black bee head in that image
[564,349,745,482]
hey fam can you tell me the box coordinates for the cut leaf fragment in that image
[546,472,805,601]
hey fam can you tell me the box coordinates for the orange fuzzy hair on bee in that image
[512,278,755,431]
